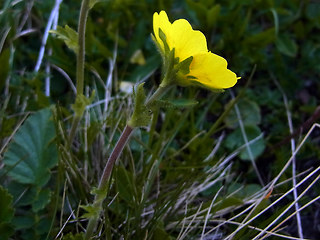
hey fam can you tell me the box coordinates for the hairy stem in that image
[99,125,134,189]
[69,0,90,142]
[84,84,171,238]
[76,0,89,95]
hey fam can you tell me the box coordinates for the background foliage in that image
[0,0,319,239]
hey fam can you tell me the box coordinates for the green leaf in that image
[224,98,261,129]
[50,25,78,53]
[0,48,10,91]
[276,34,298,57]
[7,182,33,207]
[225,125,265,161]
[3,108,58,187]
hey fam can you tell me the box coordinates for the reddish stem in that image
[98,125,134,189]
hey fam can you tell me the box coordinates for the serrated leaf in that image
[225,98,261,129]
[50,25,78,53]
[3,108,58,187]
[7,182,34,207]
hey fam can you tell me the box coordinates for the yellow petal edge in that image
[153,10,238,90]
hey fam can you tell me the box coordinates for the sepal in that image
[127,83,152,128]
[175,56,193,75]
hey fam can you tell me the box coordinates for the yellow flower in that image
[153,11,239,90]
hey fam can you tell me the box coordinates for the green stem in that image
[146,85,171,107]
[76,0,90,95]
[69,0,90,142]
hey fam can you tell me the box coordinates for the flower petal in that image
[187,52,238,89]
[153,11,208,61]
[153,11,172,52]
[170,19,207,61]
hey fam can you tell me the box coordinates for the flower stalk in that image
[84,10,239,238]
[84,84,171,239]
[69,0,90,142]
